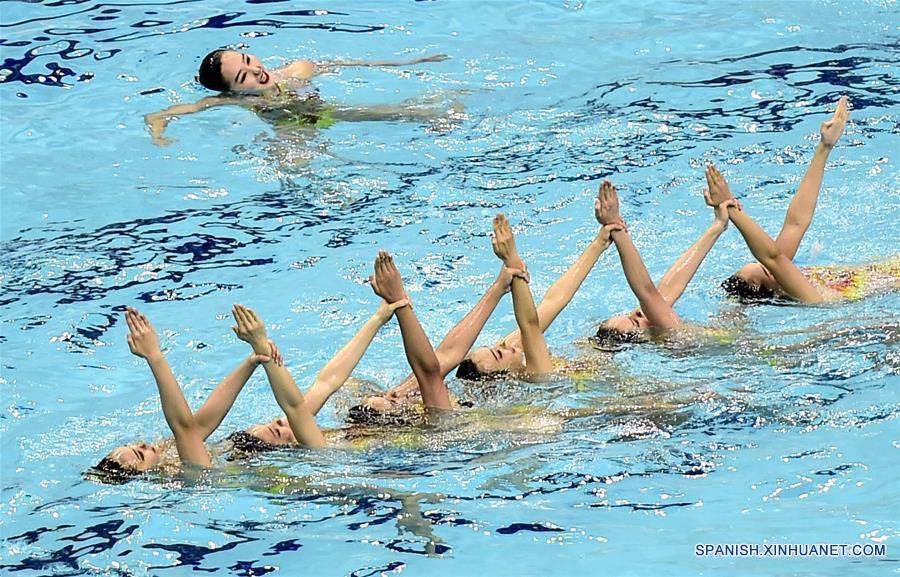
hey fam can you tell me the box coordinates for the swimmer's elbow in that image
[759,245,786,267]
[420,356,442,380]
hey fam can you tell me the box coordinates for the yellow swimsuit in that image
[252,81,339,129]
[803,257,900,301]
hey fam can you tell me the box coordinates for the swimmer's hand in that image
[820,95,849,149]
[497,264,530,292]
[376,298,410,322]
[231,304,270,356]
[370,251,409,304]
[412,54,450,64]
[599,221,625,245]
[125,307,162,361]
[705,164,734,205]
[145,113,175,147]
[491,214,524,269]
[595,180,622,226]
[713,199,741,229]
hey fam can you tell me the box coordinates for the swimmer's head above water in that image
[456,343,525,380]
[89,441,161,483]
[593,310,651,350]
[721,263,778,303]
[198,49,275,93]
[242,416,296,447]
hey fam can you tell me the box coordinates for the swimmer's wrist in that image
[391,298,411,311]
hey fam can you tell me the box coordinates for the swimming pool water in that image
[1,1,898,575]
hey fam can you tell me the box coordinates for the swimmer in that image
[486,213,558,376]
[229,299,408,450]
[707,160,897,303]
[90,307,279,482]
[145,49,452,145]
[349,260,526,423]
[713,96,879,303]
[594,179,738,345]
[352,209,624,417]
[368,250,455,411]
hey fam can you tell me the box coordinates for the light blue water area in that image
[1,0,898,575]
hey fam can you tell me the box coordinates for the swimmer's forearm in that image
[610,230,680,329]
[657,221,726,305]
[510,275,552,373]
[394,306,450,409]
[536,232,612,332]
[144,97,236,143]
[144,353,212,466]
[144,353,196,434]
[324,54,448,69]
[610,230,660,303]
[433,276,508,375]
[193,356,259,440]
[727,206,781,264]
[259,361,327,448]
[305,308,394,416]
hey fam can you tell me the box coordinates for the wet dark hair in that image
[225,431,280,459]
[593,325,646,352]
[197,49,229,92]
[85,457,137,485]
[454,358,508,382]
[455,358,483,381]
[721,274,776,303]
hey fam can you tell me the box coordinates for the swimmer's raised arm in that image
[125,307,211,467]
[191,344,278,441]
[374,266,517,404]
[432,265,519,373]
[656,192,735,305]
[492,214,552,374]
[536,221,622,333]
[303,298,408,416]
[231,304,327,447]
[144,96,241,146]
[706,165,825,303]
[775,96,850,260]
[315,53,449,75]
[371,251,450,410]
[597,181,681,330]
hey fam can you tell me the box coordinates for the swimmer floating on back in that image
[708,159,898,303]
[227,300,409,450]
[352,206,624,420]
[594,180,738,346]
[712,96,896,303]
[145,48,453,145]
[92,307,280,482]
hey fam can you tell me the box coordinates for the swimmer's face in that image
[359,395,398,413]
[247,417,296,446]
[603,309,650,334]
[219,50,274,92]
[467,344,525,375]
[736,263,774,288]
[107,441,161,472]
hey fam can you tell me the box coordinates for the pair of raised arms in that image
[124,294,408,467]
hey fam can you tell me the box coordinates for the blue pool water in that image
[1,1,898,575]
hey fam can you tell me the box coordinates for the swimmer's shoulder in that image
[277,59,317,80]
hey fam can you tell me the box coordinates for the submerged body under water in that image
[1,1,898,575]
